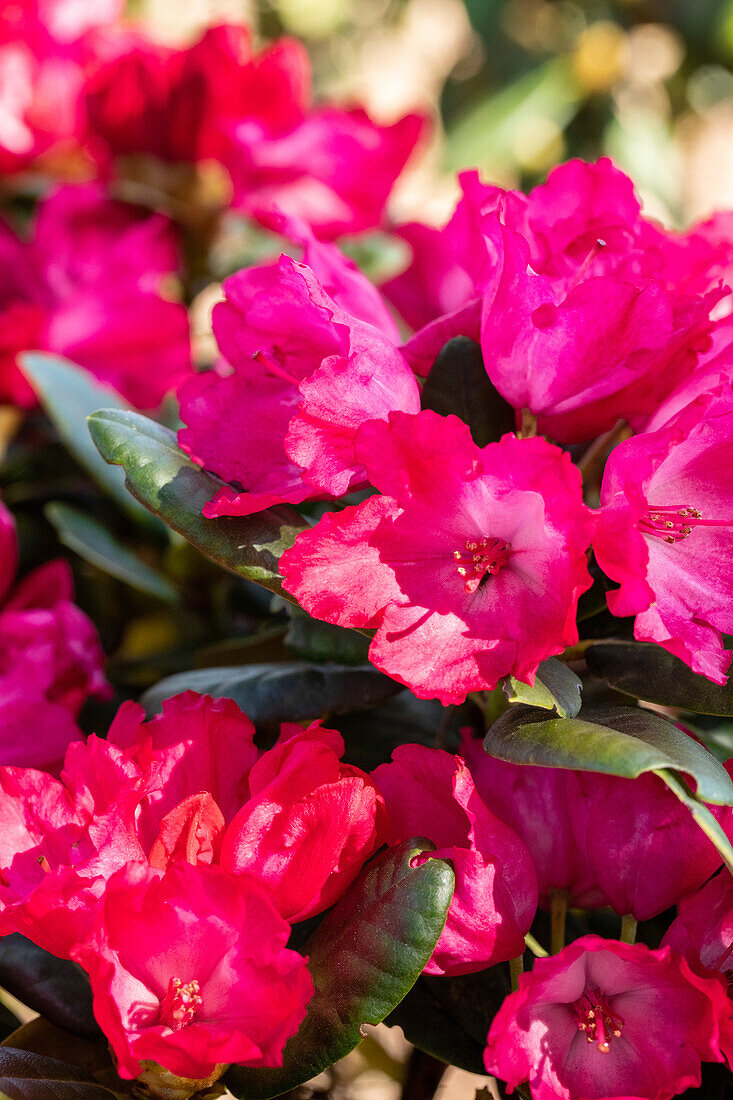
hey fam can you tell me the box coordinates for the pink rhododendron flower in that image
[485,935,730,1100]
[594,387,733,683]
[0,183,190,408]
[0,735,146,958]
[664,871,733,979]
[461,734,604,910]
[372,744,537,976]
[280,411,594,703]
[219,720,388,921]
[0,497,107,769]
[179,253,419,517]
[72,861,313,1080]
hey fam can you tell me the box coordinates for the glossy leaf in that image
[140,660,401,724]
[87,408,308,600]
[503,657,582,718]
[420,337,515,447]
[224,839,454,1099]
[483,705,733,805]
[0,936,98,1040]
[587,642,733,716]
[0,1049,115,1099]
[44,503,179,604]
[285,606,371,665]
[20,353,159,532]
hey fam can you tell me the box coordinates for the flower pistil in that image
[453,537,512,594]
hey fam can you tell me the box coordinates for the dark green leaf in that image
[225,839,454,1100]
[87,408,308,600]
[0,1050,114,1099]
[20,353,159,533]
[503,657,582,718]
[420,337,515,447]
[483,704,733,805]
[285,606,371,665]
[587,642,733,716]
[140,661,401,724]
[385,966,508,1074]
[44,503,179,604]
[339,694,475,772]
[0,937,98,1040]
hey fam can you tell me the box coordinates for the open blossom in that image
[594,386,733,683]
[485,935,730,1100]
[372,745,537,976]
[280,411,594,703]
[0,497,107,769]
[72,861,313,1081]
[179,252,419,518]
[0,182,190,408]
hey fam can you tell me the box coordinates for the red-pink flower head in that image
[594,386,733,684]
[485,935,730,1100]
[372,744,537,976]
[0,497,108,769]
[280,411,594,704]
[220,720,388,922]
[1,183,191,409]
[72,861,313,1081]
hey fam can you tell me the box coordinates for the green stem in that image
[524,933,549,958]
[509,954,524,992]
[620,914,637,945]
[550,891,567,955]
[655,768,733,876]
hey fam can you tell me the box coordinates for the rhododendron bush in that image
[4,6,733,1100]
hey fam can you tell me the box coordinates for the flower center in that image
[158,977,202,1031]
[453,537,511,594]
[639,504,733,544]
[574,989,624,1053]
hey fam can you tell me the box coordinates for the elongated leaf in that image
[0,1050,114,1099]
[140,661,401,723]
[225,839,454,1100]
[483,705,733,805]
[285,606,371,665]
[87,409,308,600]
[503,657,582,718]
[0,937,98,1040]
[20,354,159,532]
[420,337,515,447]
[44,503,179,604]
[587,642,733,716]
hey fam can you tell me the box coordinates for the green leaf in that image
[0,937,98,1041]
[587,642,733,716]
[0,1050,114,1099]
[483,704,733,805]
[225,839,454,1100]
[285,606,371,665]
[385,966,508,1074]
[420,337,515,448]
[87,408,308,600]
[656,769,733,877]
[44,503,179,604]
[20,353,160,533]
[503,657,582,718]
[140,661,401,724]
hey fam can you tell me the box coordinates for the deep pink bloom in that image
[179,254,419,517]
[0,182,190,408]
[72,861,313,1080]
[461,734,604,910]
[485,935,730,1100]
[372,745,537,976]
[0,735,146,958]
[281,411,594,703]
[0,498,108,769]
[594,387,733,683]
[219,720,388,921]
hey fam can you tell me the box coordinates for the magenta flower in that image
[219,720,388,921]
[0,497,108,769]
[0,182,191,408]
[72,861,313,1081]
[485,935,730,1100]
[594,387,733,683]
[372,745,537,976]
[280,411,594,703]
[179,253,419,517]
[664,871,733,978]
